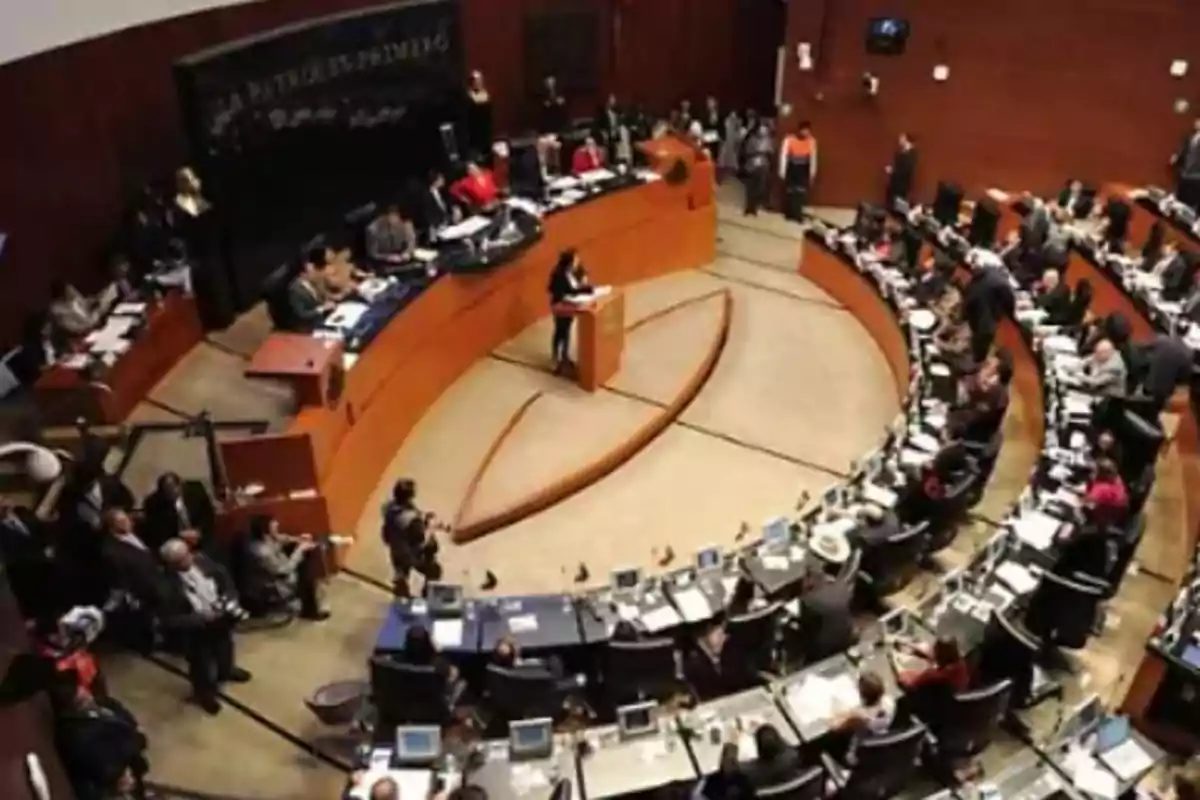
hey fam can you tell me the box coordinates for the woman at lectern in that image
[548,249,593,375]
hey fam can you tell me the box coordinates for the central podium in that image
[557,289,625,392]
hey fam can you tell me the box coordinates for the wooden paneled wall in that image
[782,0,1200,207]
[0,0,769,346]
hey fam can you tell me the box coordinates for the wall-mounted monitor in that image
[866,17,910,55]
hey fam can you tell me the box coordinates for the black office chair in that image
[822,724,926,800]
[1064,280,1094,328]
[369,656,450,728]
[343,202,378,263]
[549,777,572,800]
[262,261,298,331]
[974,610,1043,713]
[922,679,1013,770]
[604,637,679,705]
[757,766,826,800]
[1024,569,1107,650]
[721,602,783,683]
[485,664,570,728]
[926,471,977,554]
[836,548,862,588]
[860,520,930,597]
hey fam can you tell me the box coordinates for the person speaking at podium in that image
[450,161,499,212]
[571,136,605,175]
[548,249,593,375]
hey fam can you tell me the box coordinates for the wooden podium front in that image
[246,334,344,409]
[557,290,625,392]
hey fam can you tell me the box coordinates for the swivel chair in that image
[860,520,930,598]
[262,261,298,331]
[721,602,783,685]
[369,656,450,729]
[485,664,577,732]
[926,471,977,554]
[758,766,826,800]
[603,637,679,706]
[822,724,926,800]
[919,680,1013,781]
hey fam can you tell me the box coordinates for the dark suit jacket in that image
[850,511,900,550]
[141,481,216,551]
[509,145,549,197]
[419,186,456,234]
[0,508,57,616]
[286,278,324,331]
[101,536,164,607]
[156,554,236,630]
[1142,334,1194,400]
[56,697,147,795]
[964,266,1014,331]
[887,147,917,199]
[548,266,590,306]
[1162,254,1196,299]
[744,749,804,790]
[59,475,134,529]
[1056,187,1094,219]
[798,580,855,663]
[1020,203,1051,250]
[1035,283,1073,325]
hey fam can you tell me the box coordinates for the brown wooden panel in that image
[782,0,1200,207]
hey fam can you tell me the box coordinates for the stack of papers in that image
[438,215,491,240]
[1043,335,1079,355]
[1064,748,1119,799]
[326,301,369,330]
[784,673,860,726]
[641,605,683,633]
[862,483,898,509]
[507,614,539,633]
[1099,738,1154,782]
[111,302,147,317]
[908,309,937,332]
[672,588,713,622]
[1009,510,1062,550]
[510,764,552,793]
[86,317,136,354]
[994,561,1039,595]
[578,168,616,184]
[431,618,464,648]
[549,176,580,191]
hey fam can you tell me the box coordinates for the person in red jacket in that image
[571,136,605,175]
[450,162,499,211]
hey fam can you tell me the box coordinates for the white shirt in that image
[116,532,147,551]
[179,565,220,614]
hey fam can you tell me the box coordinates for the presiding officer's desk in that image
[34,290,203,425]
[217,134,718,549]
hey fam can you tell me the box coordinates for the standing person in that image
[538,75,567,135]
[1170,118,1200,212]
[742,123,773,216]
[885,132,918,207]
[779,120,818,222]
[717,110,742,180]
[463,70,493,161]
[381,479,441,597]
[547,249,593,374]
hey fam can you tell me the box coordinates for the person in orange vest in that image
[779,121,818,222]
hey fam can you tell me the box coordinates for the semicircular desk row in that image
[984,183,1200,754]
[350,211,1172,800]
[213,135,718,543]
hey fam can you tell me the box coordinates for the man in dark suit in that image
[509,134,559,198]
[1171,118,1200,212]
[795,571,855,663]
[964,255,1016,362]
[1035,268,1072,324]
[58,455,135,606]
[1140,333,1195,411]
[538,75,567,135]
[100,509,163,612]
[157,538,251,714]
[0,501,57,619]
[885,132,917,207]
[285,262,333,332]
[1018,193,1052,252]
[142,471,216,553]
[848,504,900,551]
[1161,249,1198,301]
[54,673,150,800]
[419,172,459,239]
[1057,179,1094,219]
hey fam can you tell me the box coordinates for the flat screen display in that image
[866,17,910,55]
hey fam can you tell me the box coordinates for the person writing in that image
[450,162,499,211]
[779,121,818,222]
[547,248,593,375]
[571,136,605,174]
[366,203,417,265]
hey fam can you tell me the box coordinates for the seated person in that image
[1034,268,1072,324]
[1056,179,1094,219]
[571,136,605,174]
[1079,338,1127,396]
[343,773,398,800]
[934,309,973,366]
[894,636,970,693]
[1083,457,1129,529]
[450,162,500,211]
[365,203,417,265]
[743,724,803,789]
[311,245,369,302]
[107,255,142,304]
[419,171,461,236]
[48,279,99,338]
[683,624,734,700]
[1091,430,1124,476]
[492,634,566,678]
[53,673,149,800]
[1147,240,1183,279]
[11,313,65,384]
[848,503,900,551]
[794,570,855,663]
[141,471,215,553]
[245,514,330,621]
[696,743,755,800]
[911,257,948,306]
[827,672,896,760]
[286,261,335,332]
[401,624,464,702]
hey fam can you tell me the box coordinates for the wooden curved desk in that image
[219,137,717,542]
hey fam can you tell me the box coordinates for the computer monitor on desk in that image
[611,567,643,594]
[394,725,441,766]
[426,583,464,617]
[509,717,554,761]
[695,547,722,572]
[616,701,658,740]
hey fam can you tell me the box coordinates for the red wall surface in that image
[782,0,1200,207]
[0,0,773,346]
